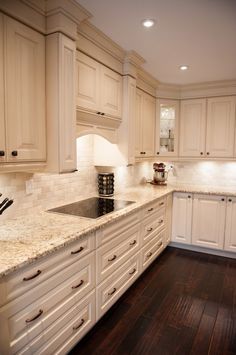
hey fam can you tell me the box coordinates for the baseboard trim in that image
[170,242,236,259]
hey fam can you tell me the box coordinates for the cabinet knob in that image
[207,152,210,155]
[97,112,101,115]
[11,150,18,157]
[188,195,191,198]
[101,112,105,116]
[157,152,160,155]
[229,199,232,202]
[0,150,5,157]
[200,152,203,155]
[221,198,225,201]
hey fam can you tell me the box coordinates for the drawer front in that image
[142,198,166,219]
[96,210,140,247]
[2,233,95,307]
[141,230,165,271]
[96,225,140,284]
[96,253,140,320]
[142,210,165,245]
[1,253,95,352]
[18,291,96,355]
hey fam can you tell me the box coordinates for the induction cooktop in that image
[48,197,135,219]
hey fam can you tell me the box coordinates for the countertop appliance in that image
[153,162,168,185]
[48,197,134,219]
[98,173,114,197]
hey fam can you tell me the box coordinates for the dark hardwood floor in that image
[69,247,236,355]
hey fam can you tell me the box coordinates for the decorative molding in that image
[180,79,236,99]
[137,68,159,97]
[123,50,145,78]
[157,83,181,99]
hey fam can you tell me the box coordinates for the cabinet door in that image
[142,93,155,157]
[165,194,173,245]
[192,194,226,249]
[179,99,206,157]
[156,99,179,157]
[206,96,236,157]
[0,14,6,162]
[224,196,236,252]
[100,66,122,118]
[76,52,100,113]
[5,16,46,162]
[135,89,143,157]
[172,192,192,244]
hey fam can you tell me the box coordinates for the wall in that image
[1,139,236,221]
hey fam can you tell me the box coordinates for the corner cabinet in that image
[179,96,236,158]
[135,89,155,158]
[156,99,179,157]
[76,51,122,119]
[0,14,46,165]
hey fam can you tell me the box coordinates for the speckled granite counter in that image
[1,183,236,279]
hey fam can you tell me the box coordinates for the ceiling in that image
[77,0,236,85]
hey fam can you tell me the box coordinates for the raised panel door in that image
[179,99,206,157]
[142,93,155,157]
[5,16,46,162]
[172,192,192,244]
[59,35,76,172]
[192,194,226,249]
[100,66,122,118]
[206,96,236,157]
[76,52,100,113]
[224,196,236,252]
[135,89,143,157]
[0,13,6,162]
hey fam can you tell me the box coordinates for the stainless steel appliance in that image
[48,197,134,219]
[153,163,168,185]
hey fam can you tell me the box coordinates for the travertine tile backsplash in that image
[1,135,236,221]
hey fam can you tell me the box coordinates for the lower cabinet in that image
[172,192,193,244]
[224,196,236,252]
[0,197,170,354]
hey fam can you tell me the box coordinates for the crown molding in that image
[180,79,236,98]
[137,68,159,96]
[157,83,181,99]
[123,50,145,78]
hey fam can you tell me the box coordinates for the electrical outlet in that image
[25,180,33,195]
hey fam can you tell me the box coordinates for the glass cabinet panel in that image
[156,99,179,156]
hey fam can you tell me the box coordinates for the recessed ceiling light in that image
[142,19,155,28]
[179,65,189,71]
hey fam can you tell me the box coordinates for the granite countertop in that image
[1,183,236,279]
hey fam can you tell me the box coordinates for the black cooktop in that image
[48,197,135,219]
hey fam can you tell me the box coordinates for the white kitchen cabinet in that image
[192,194,226,250]
[156,99,179,157]
[179,99,206,157]
[224,196,236,252]
[0,15,46,164]
[206,96,236,158]
[0,13,5,163]
[76,51,122,119]
[172,192,193,244]
[165,193,173,245]
[135,89,155,157]
[46,33,77,173]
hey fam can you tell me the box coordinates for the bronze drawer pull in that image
[147,252,153,258]
[158,219,164,224]
[108,287,117,296]
[158,242,163,248]
[108,255,117,262]
[129,240,137,246]
[23,270,41,281]
[72,280,84,289]
[159,202,164,206]
[73,319,85,330]
[148,207,153,212]
[71,246,84,255]
[129,268,136,275]
[147,227,153,232]
[25,309,43,323]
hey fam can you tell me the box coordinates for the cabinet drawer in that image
[96,211,140,247]
[142,210,165,245]
[96,225,140,284]
[142,198,166,219]
[96,253,140,320]
[0,252,95,353]
[18,291,96,355]
[1,233,95,307]
[141,230,165,271]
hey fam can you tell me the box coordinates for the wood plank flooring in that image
[69,247,236,355]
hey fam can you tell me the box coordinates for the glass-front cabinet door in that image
[156,99,179,157]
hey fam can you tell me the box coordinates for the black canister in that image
[98,173,114,197]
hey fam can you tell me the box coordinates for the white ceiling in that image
[77,0,236,85]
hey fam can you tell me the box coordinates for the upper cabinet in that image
[76,52,122,119]
[179,99,206,157]
[206,96,236,157]
[180,96,236,158]
[1,15,46,165]
[135,89,155,158]
[156,99,179,157]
